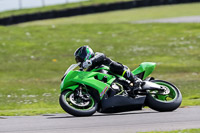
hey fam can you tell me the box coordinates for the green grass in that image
[0,0,132,18]
[19,2,200,26]
[0,3,200,116]
[0,106,65,116]
[0,23,200,115]
[139,128,200,133]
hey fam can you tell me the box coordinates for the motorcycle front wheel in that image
[59,89,98,116]
[145,80,182,112]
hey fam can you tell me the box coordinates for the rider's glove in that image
[82,60,92,69]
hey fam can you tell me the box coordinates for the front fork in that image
[74,85,90,101]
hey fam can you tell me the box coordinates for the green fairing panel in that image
[132,62,156,80]
[60,84,79,92]
[90,66,110,72]
[60,70,116,98]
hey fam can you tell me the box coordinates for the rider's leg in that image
[109,61,141,86]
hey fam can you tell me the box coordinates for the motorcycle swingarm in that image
[142,81,165,92]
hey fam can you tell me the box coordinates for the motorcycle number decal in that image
[100,86,109,97]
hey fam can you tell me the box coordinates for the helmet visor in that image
[74,47,87,62]
[75,56,84,63]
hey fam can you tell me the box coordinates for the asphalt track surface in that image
[133,16,200,23]
[0,106,200,133]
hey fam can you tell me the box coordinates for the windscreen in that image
[64,62,81,76]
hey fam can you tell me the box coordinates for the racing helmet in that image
[74,46,94,63]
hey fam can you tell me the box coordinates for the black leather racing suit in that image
[87,52,139,84]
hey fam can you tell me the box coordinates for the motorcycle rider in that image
[74,45,142,90]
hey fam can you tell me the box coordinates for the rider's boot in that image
[122,69,143,91]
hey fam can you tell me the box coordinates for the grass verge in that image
[0,23,200,115]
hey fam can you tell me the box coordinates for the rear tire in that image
[145,80,182,112]
[59,89,98,116]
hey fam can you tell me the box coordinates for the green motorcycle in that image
[59,62,182,116]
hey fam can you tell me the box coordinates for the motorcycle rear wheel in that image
[145,80,182,112]
[59,89,98,116]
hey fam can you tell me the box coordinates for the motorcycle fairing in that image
[90,66,110,72]
[99,94,146,113]
[60,70,116,99]
[60,62,156,100]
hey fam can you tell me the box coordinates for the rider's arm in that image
[90,52,112,67]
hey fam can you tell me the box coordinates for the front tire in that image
[59,89,98,116]
[145,80,182,112]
